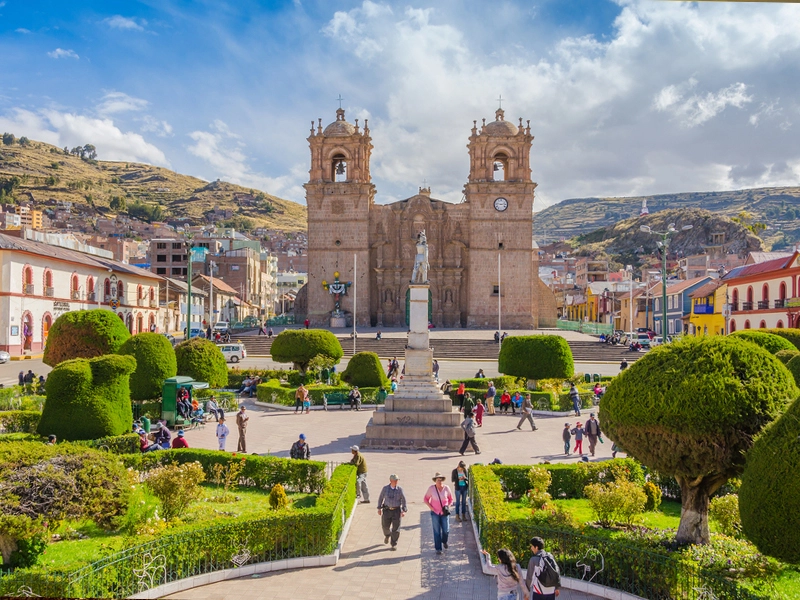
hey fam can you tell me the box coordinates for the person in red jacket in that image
[498,390,512,414]
[171,429,189,449]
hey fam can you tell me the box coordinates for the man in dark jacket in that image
[584,413,602,457]
[290,433,311,459]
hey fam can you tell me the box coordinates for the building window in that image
[172,255,183,262]
[156,255,167,262]
[230,265,240,271]
[172,267,182,275]
[668,320,674,335]
[492,285,500,295]
[172,242,182,249]
[156,268,166,275]
[156,243,167,249]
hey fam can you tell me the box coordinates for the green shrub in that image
[116,480,165,536]
[775,349,799,365]
[600,335,798,545]
[786,354,800,387]
[72,432,140,455]
[730,330,797,354]
[451,376,520,390]
[0,387,45,411]
[143,461,206,521]
[341,352,388,388]
[709,494,741,538]
[270,329,343,373]
[526,466,552,509]
[0,410,41,433]
[43,309,131,366]
[763,327,800,350]
[498,335,574,380]
[529,504,580,529]
[175,337,228,388]
[584,479,646,526]
[269,483,290,510]
[557,392,595,411]
[740,395,800,563]
[118,332,177,400]
[0,515,47,567]
[642,481,662,512]
[38,354,137,441]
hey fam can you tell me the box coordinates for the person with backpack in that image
[525,536,561,599]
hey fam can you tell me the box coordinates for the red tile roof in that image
[723,252,798,280]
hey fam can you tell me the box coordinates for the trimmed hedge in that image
[740,395,800,563]
[451,376,520,390]
[43,309,131,366]
[0,410,41,433]
[73,432,140,455]
[775,349,799,365]
[341,352,388,388]
[270,329,343,372]
[763,327,800,350]
[255,381,387,406]
[118,333,177,400]
[175,337,228,388]
[38,355,137,441]
[786,355,800,387]
[729,330,797,354]
[123,449,328,493]
[498,335,574,380]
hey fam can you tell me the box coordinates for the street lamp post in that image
[640,223,693,341]
[185,237,194,338]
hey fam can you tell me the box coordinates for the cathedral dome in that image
[324,108,357,137]
[483,108,518,136]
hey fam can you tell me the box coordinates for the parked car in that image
[161,333,178,347]
[212,321,230,333]
[187,328,205,339]
[651,336,675,347]
[217,343,246,363]
[636,333,652,348]
[0,350,10,364]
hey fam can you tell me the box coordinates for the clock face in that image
[494,197,508,212]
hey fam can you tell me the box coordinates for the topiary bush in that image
[643,481,662,512]
[269,483,290,510]
[43,309,131,366]
[584,479,646,526]
[729,330,797,354]
[785,354,800,387]
[142,461,205,521]
[709,494,741,538]
[775,349,799,365]
[117,332,177,400]
[175,337,228,388]
[739,395,800,563]
[38,354,137,441]
[0,410,41,433]
[498,335,574,380]
[763,327,800,350]
[341,351,388,388]
[270,329,343,374]
[600,336,798,545]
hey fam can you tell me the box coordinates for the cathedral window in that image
[332,154,347,182]
[492,153,508,181]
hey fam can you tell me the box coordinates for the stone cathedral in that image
[302,106,558,329]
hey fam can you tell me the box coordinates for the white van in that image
[217,343,246,363]
[213,321,230,332]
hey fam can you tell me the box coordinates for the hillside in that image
[0,138,307,231]
[535,187,800,250]
[572,208,763,273]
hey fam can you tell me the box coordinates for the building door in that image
[405,289,433,327]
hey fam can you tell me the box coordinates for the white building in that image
[0,233,162,355]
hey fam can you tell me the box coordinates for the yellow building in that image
[15,206,43,229]
[689,281,727,336]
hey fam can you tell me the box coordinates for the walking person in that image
[571,422,585,455]
[562,422,572,455]
[486,381,497,415]
[377,474,407,551]
[451,460,469,522]
[525,536,561,600]
[290,433,311,459]
[481,548,527,600]
[462,392,475,419]
[304,318,310,329]
[456,381,466,411]
[432,359,440,383]
[569,384,581,417]
[295,384,308,414]
[216,416,230,451]
[235,405,249,452]
[516,394,538,431]
[350,446,370,503]
[620,358,628,371]
[423,473,454,555]
[459,411,481,455]
[584,413,601,457]
[474,399,485,427]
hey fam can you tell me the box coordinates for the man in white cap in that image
[377,474,407,550]
[349,445,369,503]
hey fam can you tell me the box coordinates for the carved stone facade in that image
[304,107,558,329]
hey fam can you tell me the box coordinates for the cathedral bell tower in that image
[305,108,375,327]
[464,108,539,328]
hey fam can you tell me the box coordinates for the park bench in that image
[322,392,350,410]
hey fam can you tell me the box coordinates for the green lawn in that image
[40,485,316,570]
[776,569,800,600]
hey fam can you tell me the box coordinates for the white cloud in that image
[96,91,149,115]
[16,28,31,34]
[141,115,173,137]
[103,15,146,31]
[653,80,752,128]
[0,108,170,166]
[47,48,79,60]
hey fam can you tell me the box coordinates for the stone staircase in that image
[239,334,644,364]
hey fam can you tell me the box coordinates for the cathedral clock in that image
[493,197,508,212]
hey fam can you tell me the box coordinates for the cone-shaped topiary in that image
[270,329,343,374]
[763,328,800,350]
[175,337,228,388]
[775,349,800,365]
[341,351,388,388]
[43,309,131,366]
[38,354,137,441]
[118,333,178,400]
[599,336,797,545]
[740,395,800,562]
[729,330,797,354]
[498,335,574,380]
[785,355,800,387]
[269,483,290,510]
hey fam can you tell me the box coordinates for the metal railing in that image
[87,292,96,302]
[774,299,785,309]
[71,290,81,300]
[741,302,753,311]
[556,320,614,335]
[24,284,34,295]
[45,286,55,297]
[757,301,769,310]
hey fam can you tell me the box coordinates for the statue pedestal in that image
[330,316,347,328]
[362,284,463,451]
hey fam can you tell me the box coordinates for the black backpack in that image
[536,552,561,588]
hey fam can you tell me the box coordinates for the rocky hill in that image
[0,138,307,231]
[573,208,763,272]
[535,187,800,251]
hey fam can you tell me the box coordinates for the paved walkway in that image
[165,400,613,600]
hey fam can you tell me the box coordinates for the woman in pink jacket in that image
[423,472,454,555]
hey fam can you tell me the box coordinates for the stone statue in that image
[411,230,429,284]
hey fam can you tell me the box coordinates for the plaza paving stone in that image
[165,398,612,599]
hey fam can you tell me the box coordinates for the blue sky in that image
[1,0,799,209]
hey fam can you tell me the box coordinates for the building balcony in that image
[774,299,785,309]
[24,284,34,295]
[740,302,753,311]
[87,292,96,302]
[71,290,81,300]
[44,286,55,297]
[150,299,158,308]
[757,301,770,310]
[137,298,144,306]
[693,305,715,315]
[729,301,739,312]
